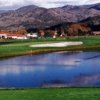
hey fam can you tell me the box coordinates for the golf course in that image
[0,36,100,99]
[0,88,100,100]
[0,36,100,59]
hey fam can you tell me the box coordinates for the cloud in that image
[48,0,100,6]
[0,0,99,10]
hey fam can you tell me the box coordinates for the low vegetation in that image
[0,36,100,59]
[0,88,100,100]
[0,37,100,99]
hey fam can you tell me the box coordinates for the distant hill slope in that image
[0,3,100,30]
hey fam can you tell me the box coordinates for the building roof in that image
[7,34,26,37]
[0,32,7,34]
[0,32,26,37]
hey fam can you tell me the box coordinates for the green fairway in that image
[0,36,100,59]
[0,37,100,99]
[0,88,100,100]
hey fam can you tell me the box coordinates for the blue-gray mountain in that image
[0,3,100,30]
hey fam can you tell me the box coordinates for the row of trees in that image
[0,23,92,38]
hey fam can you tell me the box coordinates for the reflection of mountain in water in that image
[42,73,100,87]
[42,80,66,88]
[66,73,100,86]
[0,51,100,88]
[0,52,81,67]
[84,55,100,60]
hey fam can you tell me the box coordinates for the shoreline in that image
[0,36,100,60]
[0,87,100,100]
[0,45,100,60]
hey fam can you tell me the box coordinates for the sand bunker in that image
[30,42,83,47]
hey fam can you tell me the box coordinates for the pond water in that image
[0,51,100,88]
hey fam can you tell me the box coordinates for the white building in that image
[0,33,7,39]
[27,33,38,39]
[7,34,27,39]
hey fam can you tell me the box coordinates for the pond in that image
[0,51,100,88]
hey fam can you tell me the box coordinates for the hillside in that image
[0,4,100,31]
[0,3,100,30]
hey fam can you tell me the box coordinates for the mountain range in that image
[0,3,100,31]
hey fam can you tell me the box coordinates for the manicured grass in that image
[0,36,100,59]
[0,37,100,99]
[0,88,100,100]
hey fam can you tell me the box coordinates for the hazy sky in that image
[0,0,100,10]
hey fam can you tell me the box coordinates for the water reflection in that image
[65,73,100,86]
[0,51,100,88]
